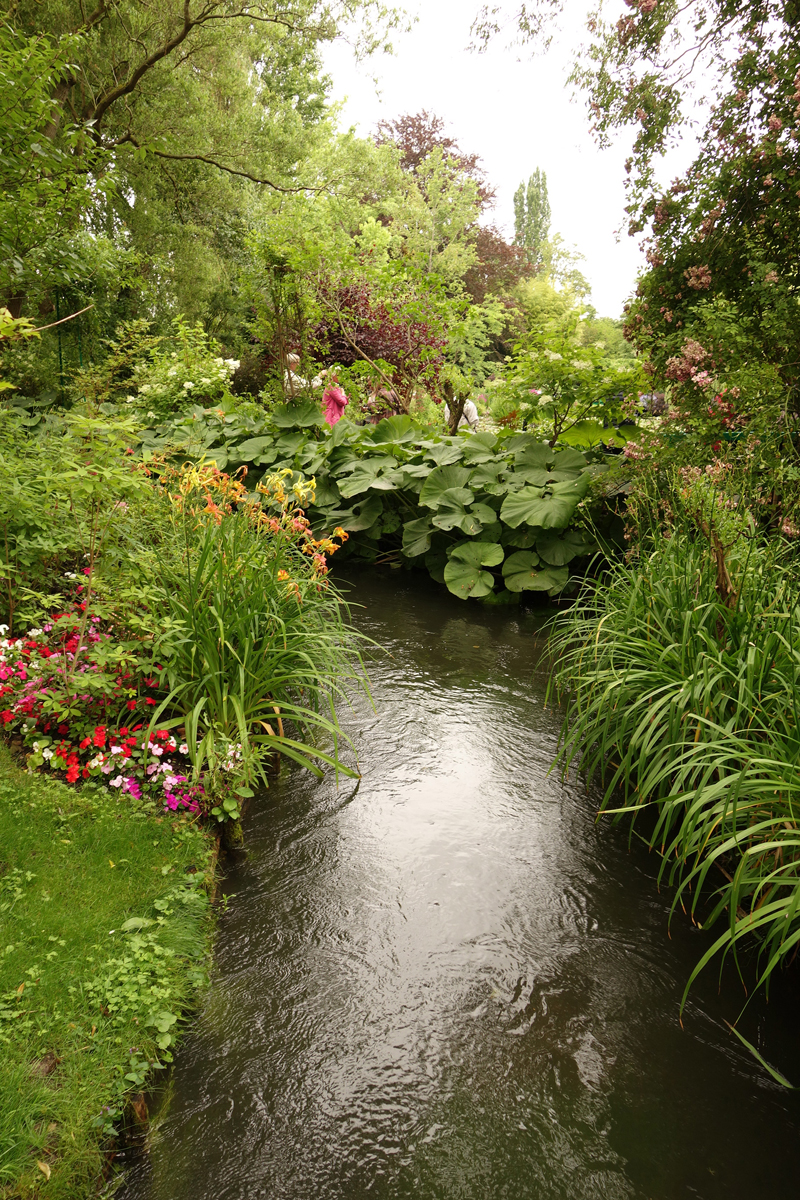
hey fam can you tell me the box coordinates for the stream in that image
[119,568,800,1200]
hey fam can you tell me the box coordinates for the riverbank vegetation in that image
[3,0,800,1184]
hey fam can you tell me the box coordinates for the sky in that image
[322,0,647,318]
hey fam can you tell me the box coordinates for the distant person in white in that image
[444,397,479,432]
[284,352,326,396]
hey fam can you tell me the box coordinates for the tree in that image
[375,110,495,208]
[478,1,800,418]
[0,26,104,315]
[513,167,551,261]
[2,0,400,321]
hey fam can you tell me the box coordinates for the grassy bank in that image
[0,745,216,1199]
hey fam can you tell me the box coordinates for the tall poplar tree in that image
[513,167,551,260]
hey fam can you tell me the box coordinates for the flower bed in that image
[0,610,207,815]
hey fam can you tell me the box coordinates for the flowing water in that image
[120,569,800,1200]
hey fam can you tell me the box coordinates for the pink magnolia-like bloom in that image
[323,385,349,427]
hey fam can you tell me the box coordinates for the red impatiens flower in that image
[126,700,137,711]
[1,710,13,723]
[93,726,106,748]
[143,698,156,706]
[80,737,92,749]
[65,765,80,783]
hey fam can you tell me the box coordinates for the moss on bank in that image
[0,745,216,1198]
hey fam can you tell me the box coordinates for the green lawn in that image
[0,746,216,1199]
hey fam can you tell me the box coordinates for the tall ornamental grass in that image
[549,484,800,1048]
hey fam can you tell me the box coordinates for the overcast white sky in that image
[322,0,647,318]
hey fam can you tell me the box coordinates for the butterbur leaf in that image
[461,437,497,464]
[503,554,567,593]
[419,464,473,509]
[275,431,307,455]
[514,442,554,468]
[551,447,589,471]
[536,529,595,566]
[443,560,495,599]
[425,549,448,583]
[469,501,499,527]
[369,415,417,443]
[501,525,539,549]
[443,541,502,598]
[469,462,508,495]
[513,466,552,487]
[327,418,361,446]
[325,495,383,532]
[449,541,504,568]
[422,441,465,466]
[402,517,434,557]
[500,474,590,529]
[229,435,275,461]
[270,400,322,428]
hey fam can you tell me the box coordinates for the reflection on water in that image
[120,568,800,1200]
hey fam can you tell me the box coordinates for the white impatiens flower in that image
[179,743,189,755]
[42,748,54,760]
[109,776,124,788]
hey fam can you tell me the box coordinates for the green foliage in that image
[550,488,800,1054]
[0,408,150,630]
[139,401,606,600]
[495,325,645,446]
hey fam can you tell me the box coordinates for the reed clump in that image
[550,481,800,1030]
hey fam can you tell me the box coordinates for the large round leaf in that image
[552,447,588,471]
[228,435,275,462]
[422,441,465,467]
[339,457,403,498]
[425,549,448,583]
[500,474,591,529]
[514,442,555,469]
[512,466,552,487]
[402,516,434,557]
[275,430,307,455]
[368,415,418,443]
[461,435,498,464]
[449,541,504,568]
[501,525,539,549]
[325,495,383,532]
[503,553,568,593]
[443,541,503,599]
[536,529,595,566]
[431,488,476,532]
[469,462,508,495]
[270,400,322,428]
[419,465,473,509]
